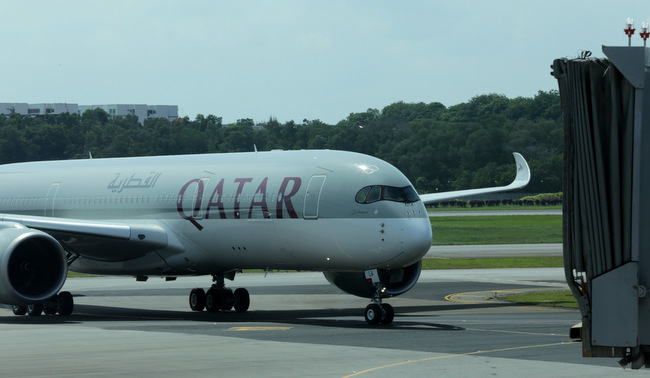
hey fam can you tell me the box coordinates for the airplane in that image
[0,149,530,324]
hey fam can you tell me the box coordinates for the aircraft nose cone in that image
[376,213,432,268]
[402,215,433,262]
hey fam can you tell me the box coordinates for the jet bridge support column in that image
[553,46,650,369]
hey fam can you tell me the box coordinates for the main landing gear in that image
[188,273,250,313]
[11,291,74,317]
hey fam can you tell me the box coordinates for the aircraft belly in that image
[162,219,289,272]
[160,217,430,272]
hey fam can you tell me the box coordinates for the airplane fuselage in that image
[0,150,432,276]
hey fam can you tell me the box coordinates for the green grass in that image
[501,290,578,309]
[67,272,97,278]
[430,215,562,245]
[422,256,563,269]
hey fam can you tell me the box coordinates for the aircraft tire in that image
[380,303,394,325]
[43,302,58,315]
[27,303,43,317]
[189,288,206,311]
[220,288,234,311]
[364,304,382,325]
[12,305,27,316]
[234,288,250,313]
[205,289,221,313]
[58,291,74,316]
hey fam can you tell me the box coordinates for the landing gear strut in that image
[364,279,394,325]
[12,291,74,317]
[188,273,250,313]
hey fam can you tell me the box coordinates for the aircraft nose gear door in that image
[303,175,326,219]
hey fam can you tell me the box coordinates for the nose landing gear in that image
[364,300,394,325]
[362,269,395,325]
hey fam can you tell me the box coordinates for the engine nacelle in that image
[0,224,67,304]
[323,260,422,299]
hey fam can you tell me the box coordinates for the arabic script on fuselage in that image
[107,172,162,193]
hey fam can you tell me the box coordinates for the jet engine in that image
[323,260,422,298]
[0,224,67,304]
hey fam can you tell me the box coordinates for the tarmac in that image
[0,266,642,377]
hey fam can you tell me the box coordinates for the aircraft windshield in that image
[355,185,420,204]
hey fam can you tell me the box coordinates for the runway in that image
[426,243,562,258]
[0,267,641,376]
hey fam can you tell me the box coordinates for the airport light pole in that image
[625,18,636,46]
[641,22,650,48]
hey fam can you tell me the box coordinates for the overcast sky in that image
[1,1,648,124]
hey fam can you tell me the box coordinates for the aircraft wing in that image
[0,214,168,262]
[418,152,531,205]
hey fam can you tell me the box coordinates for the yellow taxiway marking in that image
[466,327,564,337]
[445,289,519,303]
[445,287,561,304]
[226,326,293,331]
[342,341,578,377]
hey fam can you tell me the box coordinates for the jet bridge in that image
[552,45,650,369]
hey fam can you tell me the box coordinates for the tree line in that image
[0,90,563,194]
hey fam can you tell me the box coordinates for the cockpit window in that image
[402,186,420,202]
[355,185,420,204]
[367,186,382,203]
[382,186,405,202]
[354,186,370,203]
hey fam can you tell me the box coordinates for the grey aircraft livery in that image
[0,149,529,324]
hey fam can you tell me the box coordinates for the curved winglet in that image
[506,152,531,190]
[419,152,531,205]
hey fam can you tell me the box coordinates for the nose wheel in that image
[364,302,394,325]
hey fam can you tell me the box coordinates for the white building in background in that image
[29,103,79,115]
[78,104,178,124]
[0,103,178,124]
[0,103,28,115]
[1,103,79,116]
[146,105,178,122]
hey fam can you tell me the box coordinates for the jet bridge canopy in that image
[552,46,650,369]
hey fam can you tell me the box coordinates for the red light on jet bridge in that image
[640,22,650,45]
